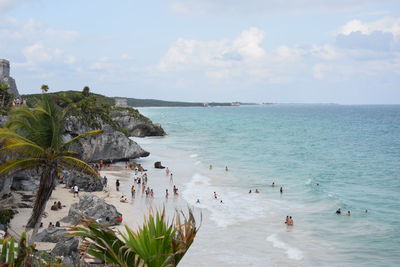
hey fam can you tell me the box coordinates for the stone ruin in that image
[0,59,20,97]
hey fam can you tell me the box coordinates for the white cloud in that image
[310,45,341,60]
[338,17,400,36]
[233,28,265,59]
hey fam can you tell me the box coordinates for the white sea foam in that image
[266,234,304,260]
[183,173,270,227]
[190,154,199,158]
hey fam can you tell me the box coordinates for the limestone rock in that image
[65,170,103,192]
[65,116,149,162]
[111,109,166,137]
[33,227,68,243]
[62,194,122,225]
[51,237,80,266]
[0,59,19,97]
[154,161,165,169]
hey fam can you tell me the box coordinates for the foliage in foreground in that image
[70,209,200,267]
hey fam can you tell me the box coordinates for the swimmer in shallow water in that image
[280,187,283,194]
[255,189,260,193]
[272,182,275,187]
[249,189,252,193]
[284,216,289,224]
[225,166,228,171]
[336,208,342,214]
[196,199,200,204]
[346,211,351,216]
[287,216,294,226]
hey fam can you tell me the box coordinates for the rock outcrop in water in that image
[111,108,166,137]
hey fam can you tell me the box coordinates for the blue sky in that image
[1,0,399,104]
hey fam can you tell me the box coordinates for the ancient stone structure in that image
[0,59,20,97]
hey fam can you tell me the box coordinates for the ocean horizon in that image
[136,104,400,266]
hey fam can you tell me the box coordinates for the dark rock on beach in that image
[62,194,122,226]
[154,161,165,169]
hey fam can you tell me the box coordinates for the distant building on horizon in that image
[0,59,20,97]
[115,98,128,107]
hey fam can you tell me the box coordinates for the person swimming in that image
[225,166,229,171]
[272,182,275,187]
[346,211,351,216]
[287,216,294,226]
[196,199,200,204]
[249,189,252,193]
[214,192,218,199]
[284,216,289,224]
[336,208,342,214]
[280,187,283,194]
[255,189,260,193]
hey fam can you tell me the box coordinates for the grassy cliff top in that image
[22,91,150,132]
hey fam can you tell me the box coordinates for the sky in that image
[1,0,399,104]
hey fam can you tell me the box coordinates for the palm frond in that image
[60,156,98,177]
[0,158,42,176]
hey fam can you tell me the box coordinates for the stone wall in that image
[0,59,20,97]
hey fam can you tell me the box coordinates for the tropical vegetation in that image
[0,94,102,230]
[70,209,200,267]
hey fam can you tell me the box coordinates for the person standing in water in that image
[166,167,170,176]
[346,211,351,216]
[272,182,275,187]
[287,216,294,226]
[280,187,283,194]
[225,166,229,171]
[170,173,173,184]
[209,165,212,170]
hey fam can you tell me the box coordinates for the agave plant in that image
[70,209,200,267]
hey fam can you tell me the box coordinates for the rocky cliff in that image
[0,59,19,97]
[111,108,166,137]
[64,116,150,162]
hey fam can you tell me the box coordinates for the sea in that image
[134,104,400,267]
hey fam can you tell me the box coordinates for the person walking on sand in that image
[73,185,79,198]
[166,167,170,176]
[170,173,173,184]
[116,179,120,191]
[166,189,169,198]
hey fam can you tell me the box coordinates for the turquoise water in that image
[139,105,400,266]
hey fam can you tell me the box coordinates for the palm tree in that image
[70,208,200,267]
[40,84,49,93]
[0,95,102,230]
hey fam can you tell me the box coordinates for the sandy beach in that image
[8,162,191,251]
